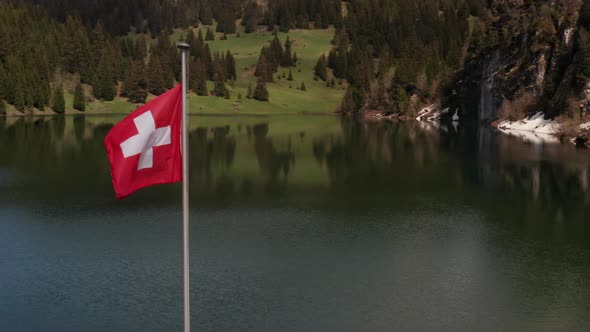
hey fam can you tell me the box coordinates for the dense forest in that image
[0,0,339,115]
[333,0,590,123]
[334,0,474,115]
[0,4,192,113]
[2,0,590,124]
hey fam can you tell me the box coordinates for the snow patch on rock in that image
[416,104,448,122]
[497,112,559,134]
[497,112,560,144]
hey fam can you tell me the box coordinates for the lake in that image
[1,115,590,331]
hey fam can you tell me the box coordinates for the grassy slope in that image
[8,25,342,116]
[55,25,343,115]
[182,24,344,115]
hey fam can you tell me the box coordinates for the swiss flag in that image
[104,84,183,199]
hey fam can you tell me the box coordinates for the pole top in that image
[177,42,190,51]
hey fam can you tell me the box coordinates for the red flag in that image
[104,84,183,199]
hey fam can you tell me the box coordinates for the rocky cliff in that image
[447,0,586,124]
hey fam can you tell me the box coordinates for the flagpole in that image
[177,42,190,332]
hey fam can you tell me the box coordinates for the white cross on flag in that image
[104,85,183,199]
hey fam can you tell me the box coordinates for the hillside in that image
[4,0,590,129]
[334,0,590,131]
[184,25,344,114]
[60,25,344,115]
[0,0,343,116]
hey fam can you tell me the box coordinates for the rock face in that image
[449,1,582,123]
[479,50,502,123]
[453,43,556,123]
[580,82,590,114]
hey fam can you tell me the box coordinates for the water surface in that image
[1,115,589,331]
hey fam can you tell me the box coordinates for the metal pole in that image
[177,42,190,332]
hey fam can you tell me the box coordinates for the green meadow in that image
[184,25,344,115]
[62,25,344,115]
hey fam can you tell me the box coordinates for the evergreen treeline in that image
[23,0,243,35]
[252,34,297,100]
[1,4,58,112]
[255,34,296,81]
[242,0,342,33]
[467,0,588,118]
[0,3,237,113]
[335,0,590,119]
[184,29,237,97]
[335,0,474,114]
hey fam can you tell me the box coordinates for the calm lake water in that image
[1,115,590,331]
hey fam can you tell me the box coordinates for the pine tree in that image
[90,20,106,74]
[255,51,274,82]
[254,77,269,101]
[243,1,260,33]
[293,52,298,64]
[214,51,227,81]
[217,11,237,34]
[0,99,5,116]
[314,54,328,81]
[204,44,214,80]
[334,34,349,79]
[185,29,198,56]
[200,1,214,25]
[94,47,116,101]
[190,59,208,96]
[391,85,409,114]
[63,16,92,82]
[225,51,237,81]
[340,85,355,114]
[212,55,228,97]
[277,1,293,32]
[147,55,165,95]
[375,76,386,107]
[126,60,148,103]
[282,36,293,66]
[52,85,66,114]
[270,35,284,67]
[300,81,306,91]
[135,35,148,60]
[5,56,27,112]
[288,69,294,81]
[328,49,337,69]
[0,21,11,62]
[73,82,85,112]
[31,52,51,109]
[13,83,25,113]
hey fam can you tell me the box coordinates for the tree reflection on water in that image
[0,115,588,231]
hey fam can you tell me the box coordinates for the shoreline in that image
[4,106,590,147]
[359,105,590,147]
[1,110,342,118]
